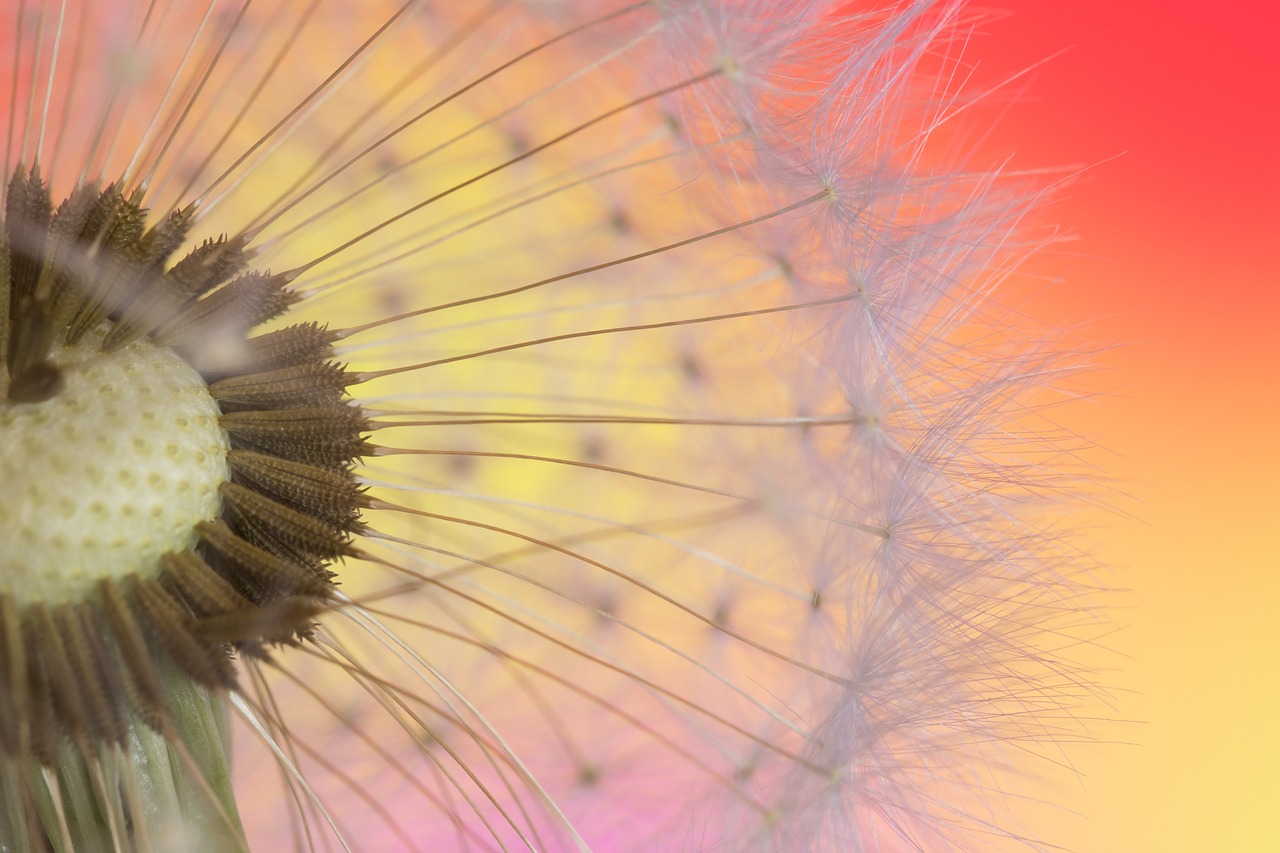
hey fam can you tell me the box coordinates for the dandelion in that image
[1,1,1101,851]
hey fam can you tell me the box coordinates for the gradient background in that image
[3,2,1271,849]
[967,3,1278,850]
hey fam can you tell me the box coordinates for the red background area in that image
[967,2,1279,850]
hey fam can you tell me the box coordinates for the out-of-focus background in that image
[969,2,1278,850]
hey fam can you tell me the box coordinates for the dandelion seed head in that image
[1,0,1104,849]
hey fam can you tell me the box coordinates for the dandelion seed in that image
[1,1,1103,851]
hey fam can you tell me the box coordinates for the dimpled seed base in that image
[0,330,230,607]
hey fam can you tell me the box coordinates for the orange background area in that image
[970,3,1279,850]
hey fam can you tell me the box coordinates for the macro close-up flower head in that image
[0,0,1105,850]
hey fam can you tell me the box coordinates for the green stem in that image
[1,662,247,853]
